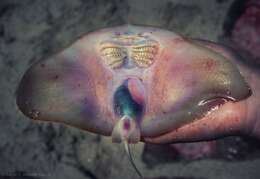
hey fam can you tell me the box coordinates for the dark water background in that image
[0,0,259,179]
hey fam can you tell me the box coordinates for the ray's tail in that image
[111,115,143,178]
[124,141,143,178]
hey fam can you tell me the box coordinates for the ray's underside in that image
[16,25,251,142]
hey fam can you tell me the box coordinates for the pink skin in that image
[16,25,260,144]
[150,37,257,142]
[143,40,260,144]
[128,78,146,106]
